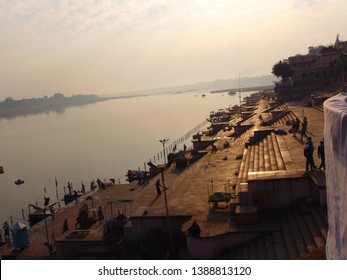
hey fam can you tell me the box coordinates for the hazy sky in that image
[1,0,346,99]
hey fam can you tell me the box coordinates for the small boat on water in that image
[228,90,237,96]
[15,179,24,185]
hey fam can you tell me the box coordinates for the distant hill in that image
[109,75,278,97]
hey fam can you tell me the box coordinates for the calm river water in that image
[0,90,254,224]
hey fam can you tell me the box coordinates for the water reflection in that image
[0,91,253,224]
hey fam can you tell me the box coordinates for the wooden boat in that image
[15,179,24,185]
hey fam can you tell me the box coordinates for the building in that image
[278,36,347,96]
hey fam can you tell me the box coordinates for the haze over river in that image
[0,90,254,224]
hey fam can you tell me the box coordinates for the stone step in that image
[236,148,248,191]
[263,137,271,171]
[276,134,296,170]
[310,208,328,240]
[272,231,290,259]
[248,144,255,173]
[271,132,286,170]
[303,214,326,248]
[265,234,277,260]
[280,214,299,259]
[318,208,328,226]
[250,239,259,260]
[254,142,259,172]
[236,245,243,260]
[292,207,317,251]
[286,208,308,256]
[259,141,264,171]
[267,134,278,171]
[257,236,267,260]
[242,242,251,260]
[215,206,327,260]
[242,145,252,183]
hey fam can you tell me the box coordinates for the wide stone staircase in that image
[217,203,328,260]
[236,131,291,188]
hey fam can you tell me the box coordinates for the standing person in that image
[67,182,72,195]
[155,179,162,196]
[74,190,79,204]
[304,137,316,171]
[98,206,104,223]
[2,221,10,240]
[317,140,325,170]
[301,116,308,141]
[183,144,187,152]
[81,181,86,195]
[295,118,300,133]
[291,119,297,137]
[62,219,69,233]
[90,180,95,191]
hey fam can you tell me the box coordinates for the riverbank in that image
[0,88,332,260]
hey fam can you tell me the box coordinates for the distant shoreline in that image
[210,85,273,94]
[0,84,274,119]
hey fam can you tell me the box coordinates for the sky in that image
[1,0,346,100]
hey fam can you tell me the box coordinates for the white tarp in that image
[324,91,347,259]
[12,222,27,231]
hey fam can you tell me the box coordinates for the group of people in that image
[304,137,325,172]
[61,205,105,233]
[291,116,308,141]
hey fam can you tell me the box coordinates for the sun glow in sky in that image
[1,0,346,99]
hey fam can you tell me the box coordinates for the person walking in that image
[304,137,316,171]
[301,116,308,141]
[155,179,162,196]
[317,140,325,170]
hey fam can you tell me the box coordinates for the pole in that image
[159,139,169,164]
[160,169,174,254]
[239,75,242,115]
[43,209,50,252]
[55,182,61,209]
[163,142,166,164]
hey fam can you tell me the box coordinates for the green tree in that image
[271,60,294,80]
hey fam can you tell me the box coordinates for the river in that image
[0,90,254,224]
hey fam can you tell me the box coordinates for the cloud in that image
[1,0,347,99]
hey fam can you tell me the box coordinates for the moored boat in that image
[15,179,24,185]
